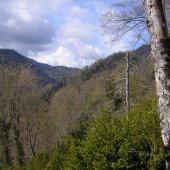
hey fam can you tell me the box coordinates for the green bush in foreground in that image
[65,98,165,170]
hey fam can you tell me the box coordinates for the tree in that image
[0,119,11,167]
[102,0,148,45]
[143,0,170,141]
[0,68,13,167]
[15,68,47,157]
[102,0,170,168]
[143,1,170,168]
[0,66,49,167]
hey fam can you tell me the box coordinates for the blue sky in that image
[0,0,145,68]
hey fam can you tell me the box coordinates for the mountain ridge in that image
[0,49,80,84]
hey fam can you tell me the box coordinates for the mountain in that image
[67,44,151,84]
[49,44,154,143]
[0,44,155,165]
[31,60,79,82]
[0,45,150,88]
[0,49,79,85]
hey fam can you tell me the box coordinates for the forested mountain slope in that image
[0,44,157,169]
[31,60,79,82]
[0,49,79,85]
[48,44,154,145]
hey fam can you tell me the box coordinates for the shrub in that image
[70,97,165,170]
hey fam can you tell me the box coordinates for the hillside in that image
[48,44,154,145]
[67,44,151,84]
[30,59,80,82]
[0,44,157,169]
[0,49,79,85]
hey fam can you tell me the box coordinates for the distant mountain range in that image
[0,45,151,96]
[0,49,80,86]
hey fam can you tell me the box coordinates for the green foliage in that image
[80,112,119,170]
[113,99,164,170]
[44,149,64,170]
[4,150,64,170]
[62,137,83,170]
[64,97,165,170]
[77,52,125,82]
[23,152,50,170]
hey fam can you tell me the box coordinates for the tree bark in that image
[143,0,170,168]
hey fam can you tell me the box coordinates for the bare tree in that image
[102,0,169,45]
[0,66,49,166]
[14,68,48,157]
[125,52,130,112]
[0,68,12,166]
[102,0,148,45]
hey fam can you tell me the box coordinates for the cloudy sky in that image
[0,0,139,68]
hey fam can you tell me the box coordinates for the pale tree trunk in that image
[27,120,37,156]
[143,0,170,169]
[125,52,130,112]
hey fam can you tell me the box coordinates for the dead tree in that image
[105,54,130,112]
[125,52,130,112]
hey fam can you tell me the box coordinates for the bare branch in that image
[101,0,148,45]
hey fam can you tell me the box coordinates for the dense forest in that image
[0,44,168,170]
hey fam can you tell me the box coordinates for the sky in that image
[0,0,141,68]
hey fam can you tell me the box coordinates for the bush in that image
[65,97,165,170]
[23,152,50,170]
[20,149,64,170]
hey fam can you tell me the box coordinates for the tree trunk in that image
[13,125,25,166]
[125,52,130,112]
[0,120,12,166]
[143,0,170,168]
[11,103,25,166]
[27,120,36,156]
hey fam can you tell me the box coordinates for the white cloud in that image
[30,39,104,68]
[35,46,76,67]
[69,5,90,18]
[58,19,97,40]
[7,0,72,16]
[0,0,135,68]
[12,3,32,22]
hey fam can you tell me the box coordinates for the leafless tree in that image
[102,0,148,45]
[0,66,49,166]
